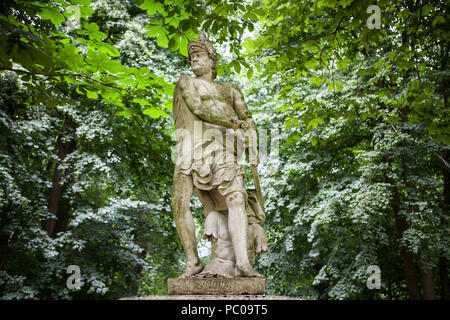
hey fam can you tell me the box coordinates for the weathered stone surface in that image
[172,32,266,279]
[167,277,266,295]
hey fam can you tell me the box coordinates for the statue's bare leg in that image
[194,188,216,218]
[226,191,264,278]
[172,172,203,278]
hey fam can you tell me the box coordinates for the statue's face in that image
[190,49,214,77]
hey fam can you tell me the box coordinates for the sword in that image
[251,162,265,214]
[242,122,265,214]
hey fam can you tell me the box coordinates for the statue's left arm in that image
[231,85,256,130]
[231,85,259,165]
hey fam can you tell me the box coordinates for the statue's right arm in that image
[177,75,238,129]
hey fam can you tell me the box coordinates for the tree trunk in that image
[439,150,449,299]
[420,256,435,300]
[130,250,147,295]
[0,234,8,270]
[392,196,421,300]
[55,205,71,234]
[129,207,147,296]
[439,257,449,300]
[410,202,437,300]
[43,114,76,237]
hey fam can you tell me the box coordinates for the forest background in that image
[0,0,448,300]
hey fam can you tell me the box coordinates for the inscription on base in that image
[167,277,266,295]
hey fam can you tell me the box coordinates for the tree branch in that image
[0,67,125,91]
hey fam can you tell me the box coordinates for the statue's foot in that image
[179,262,204,278]
[234,263,264,278]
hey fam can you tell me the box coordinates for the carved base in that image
[167,277,266,295]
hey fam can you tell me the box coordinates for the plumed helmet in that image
[188,32,217,79]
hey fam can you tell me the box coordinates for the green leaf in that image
[164,100,173,111]
[89,31,107,41]
[140,0,165,16]
[85,89,98,99]
[243,12,258,22]
[179,35,188,56]
[146,25,160,37]
[162,82,175,95]
[307,118,323,129]
[286,132,299,145]
[156,31,169,48]
[40,7,65,26]
[143,107,169,118]
[103,59,126,74]
[65,5,81,21]
[100,43,120,57]
[247,67,253,78]
[432,15,445,26]
[233,60,241,74]
[83,22,99,32]
[168,34,179,51]
[133,98,150,106]
[166,16,180,28]
[80,5,94,17]
[285,117,298,129]
[71,0,91,5]
[140,0,155,11]
[217,63,224,76]
[337,59,348,70]
[122,109,132,118]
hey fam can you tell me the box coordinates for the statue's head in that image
[188,32,217,80]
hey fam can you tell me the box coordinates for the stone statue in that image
[172,33,267,279]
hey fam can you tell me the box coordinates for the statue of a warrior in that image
[172,33,267,278]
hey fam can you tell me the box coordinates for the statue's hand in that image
[236,118,256,131]
[242,120,251,130]
[235,119,248,130]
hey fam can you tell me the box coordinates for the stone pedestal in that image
[167,277,266,295]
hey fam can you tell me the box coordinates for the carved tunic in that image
[173,76,246,205]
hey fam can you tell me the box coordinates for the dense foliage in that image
[0,0,448,299]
